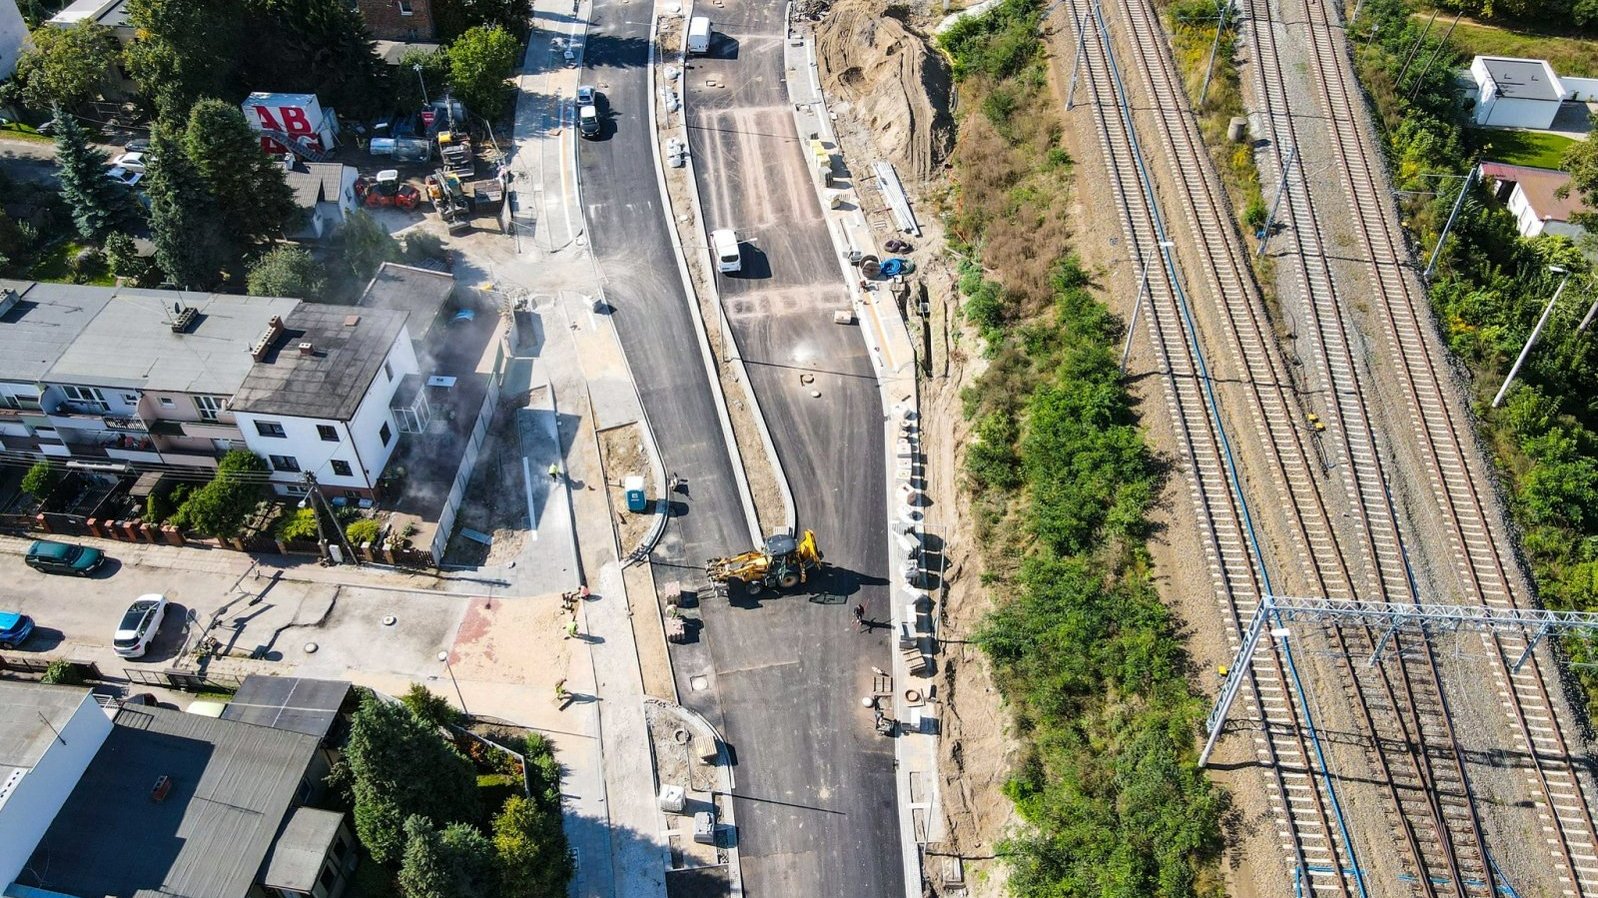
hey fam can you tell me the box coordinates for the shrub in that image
[402,682,465,728]
[20,461,59,500]
[276,507,321,541]
[41,659,85,685]
[347,518,382,545]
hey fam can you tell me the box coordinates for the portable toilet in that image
[624,475,648,512]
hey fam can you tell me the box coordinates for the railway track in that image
[1064,1,1365,892]
[1266,0,1598,891]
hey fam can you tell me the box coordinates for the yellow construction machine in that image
[706,530,823,595]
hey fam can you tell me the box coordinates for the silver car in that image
[114,594,168,659]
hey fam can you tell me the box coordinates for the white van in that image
[687,16,712,55]
[711,228,741,273]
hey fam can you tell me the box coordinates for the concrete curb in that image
[664,11,799,538]
[641,2,765,547]
[643,696,744,894]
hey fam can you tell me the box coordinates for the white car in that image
[113,594,168,659]
[105,167,143,187]
[109,152,147,172]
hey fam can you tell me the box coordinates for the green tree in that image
[340,210,400,282]
[1563,134,1598,232]
[493,795,573,898]
[394,47,451,111]
[20,461,59,500]
[446,25,519,118]
[398,816,498,898]
[343,693,478,865]
[15,22,120,112]
[175,450,267,537]
[124,0,242,124]
[145,129,232,288]
[247,245,326,297]
[237,0,387,114]
[184,99,301,245]
[103,231,151,282]
[52,107,143,241]
[434,0,533,42]
[401,683,464,729]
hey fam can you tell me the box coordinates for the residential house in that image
[40,288,299,469]
[283,160,359,241]
[355,0,436,42]
[43,0,136,97]
[6,678,358,898]
[230,305,419,499]
[0,0,27,80]
[1484,161,1592,240]
[1471,56,1568,129]
[357,261,454,342]
[0,281,114,458]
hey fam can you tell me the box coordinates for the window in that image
[13,393,39,410]
[319,867,337,890]
[195,395,227,422]
[268,454,301,473]
[255,420,287,438]
[317,424,339,442]
[379,422,392,446]
[121,393,139,405]
[383,360,395,382]
[330,459,352,477]
[62,385,107,409]
[159,397,175,408]
[397,0,412,14]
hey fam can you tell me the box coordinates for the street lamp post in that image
[437,650,469,719]
[1492,265,1570,408]
[1121,240,1176,373]
[414,63,428,105]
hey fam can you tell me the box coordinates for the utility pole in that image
[1121,240,1175,373]
[1423,164,1477,282]
[1406,13,1461,105]
[1198,0,1231,106]
[1065,12,1088,110]
[1393,9,1437,88]
[302,473,362,565]
[1492,265,1570,408]
[413,63,428,105]
[1578,283,1598,332]
[1256,144,1297,258]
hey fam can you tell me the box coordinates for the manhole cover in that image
[690,675,709,691]
[382,615,397,626]
[673,728,690,744]
[303,642,319,654]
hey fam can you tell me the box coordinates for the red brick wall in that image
[357,0,437,41]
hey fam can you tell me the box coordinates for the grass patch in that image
[0,122,54,143]
[26,241,115,286]
[1440,17,1598,79]
[1474,127,1579,168]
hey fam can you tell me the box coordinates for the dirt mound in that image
[815,2,954,183]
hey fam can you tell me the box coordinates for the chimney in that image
[297,342,315,356]
[0,289,18,318]
[249,316,286,361]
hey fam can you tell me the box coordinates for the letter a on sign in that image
[253,105,282,131]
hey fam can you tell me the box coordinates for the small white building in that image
[1472,56,1568,129]
[283,161,360,241]
[0,684,114,892]
[1486,161,1591,240]
[230,305,420,500]
[0,0,28,80]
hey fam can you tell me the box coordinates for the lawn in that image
[1437,17,1598,79]
[26,241,116,286]
[1473,127,1580,169]
[0,122,53,144]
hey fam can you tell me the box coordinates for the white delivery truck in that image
[711,228,741,273]
[687,16,712,54]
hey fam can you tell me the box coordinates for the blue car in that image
[0,611,35,650]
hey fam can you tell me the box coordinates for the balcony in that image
[46,401,115,431]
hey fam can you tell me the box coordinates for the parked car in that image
[123,138,151,153]
[109,152,147,172]
[578,104,600,138]
[25,540,105,576]
[113,594,167,659]
[576,85,597,106]
[106,167,143,187]
[0,611,35,649]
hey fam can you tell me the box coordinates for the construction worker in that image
[554,678,569,704]
[853,603,866,632]
[565,618,579,639]
[548,462,561,481]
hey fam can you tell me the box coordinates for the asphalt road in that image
[682,7,903,897]
[576,3,751,583]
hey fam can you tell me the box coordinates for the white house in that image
[1472,56,1568,129]
[0,684,114,892]
[1485,161,1591,240]
[283,161,360,241]
[0,0,28,80]
[229,305,420,499]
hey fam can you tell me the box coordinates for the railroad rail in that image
[1064,1,1366,892]
[1267,0,1598,892]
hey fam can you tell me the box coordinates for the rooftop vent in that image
[0,289,18,318]
[250,316,286,361]
[151,775,172,802]
[169,303,198,333]
[297,342,315,356]
[344,314,361,327]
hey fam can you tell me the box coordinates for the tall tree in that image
[184,99,301,245]
[492,795,573,898]
[173,450,268,537]
[247,245,326,297]
[124,0,242,125]
[446,25,519,119]
[1563,135,1598,232]
[53,106,142,241]
[240,0,387,114]
[145,129,231,288]
[340,210,400,282]
[433,0,533,42]
[342,693,478,865]
[15,22,120,112]
[398,816,498,898]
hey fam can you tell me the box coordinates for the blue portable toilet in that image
[624,475,648,512]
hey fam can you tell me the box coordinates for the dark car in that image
[25,540,105,576]
[0,611,34,649]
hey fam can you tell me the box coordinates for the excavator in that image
[706,530,823,595]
